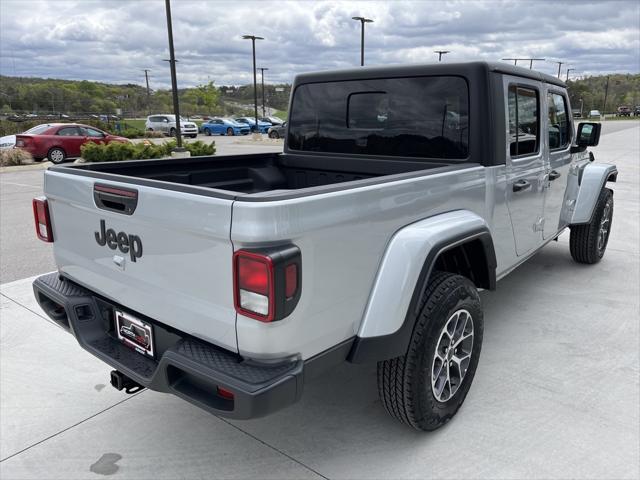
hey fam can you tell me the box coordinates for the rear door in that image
[45,171,238,352]
[56,126,85,157]
[543,89,573,238]
[504,78,546,256]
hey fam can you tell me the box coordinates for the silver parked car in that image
[145,115,198,138]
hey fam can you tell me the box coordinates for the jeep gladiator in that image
[32,62,617,430]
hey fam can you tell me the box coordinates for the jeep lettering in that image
[94,219,142,262]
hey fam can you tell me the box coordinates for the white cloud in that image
[0,0,638,88]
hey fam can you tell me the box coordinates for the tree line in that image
[0,75,292,118]
[1,73,638,118]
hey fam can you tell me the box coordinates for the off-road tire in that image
[47,147,66,164]
[377,271,483,431]
[569,188,613,264]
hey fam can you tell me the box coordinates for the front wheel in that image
[203,128,211,136]
[169,128,176,137]
[377,271,483,431]
[226,127,234,136]
[189,134,197,138]
[47,147,66,164]
[570,188,613,264]
[268,131,279,139]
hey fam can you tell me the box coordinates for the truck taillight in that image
[32,197,53,242]
[233,246,301,322]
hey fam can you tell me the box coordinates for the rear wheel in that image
[377,271,483,431]
[47,147,66,164]
[268,131,279,139]
[226,127,234,136]
[570,188,613,264]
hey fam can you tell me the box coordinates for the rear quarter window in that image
[288,76,469,160]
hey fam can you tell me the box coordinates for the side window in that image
[547,92,570,149]
[149,116,159,123]
[83,127,104,137]
[508,85,539,157]
[57,127,80,136]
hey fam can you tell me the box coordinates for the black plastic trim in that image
[32,273,352,420]
[348,228,496,364]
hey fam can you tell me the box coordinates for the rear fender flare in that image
[348,210,496,363]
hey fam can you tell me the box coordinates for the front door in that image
[543,90,573,239]
[504,79,546,256]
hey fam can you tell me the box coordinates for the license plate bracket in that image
[115,310,155,358]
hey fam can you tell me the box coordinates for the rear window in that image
[288,76,469,159]
[24,125,51,135]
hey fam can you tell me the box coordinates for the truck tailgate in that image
[44,170,237,352]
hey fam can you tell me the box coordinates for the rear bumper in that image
[33,273,352,419]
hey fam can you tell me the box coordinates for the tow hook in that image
[110,370,145,394]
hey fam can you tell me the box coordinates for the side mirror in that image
[576,122,601,147]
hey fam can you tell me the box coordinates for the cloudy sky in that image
[1,0,638,88]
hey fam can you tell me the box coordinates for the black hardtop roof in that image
[293,60,566,88]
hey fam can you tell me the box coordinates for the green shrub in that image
[0,148,34,166]
[118,128,145,139]
[163,140,216,156]
[80,139,215,162]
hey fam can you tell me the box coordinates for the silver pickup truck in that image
[32,62,616,431]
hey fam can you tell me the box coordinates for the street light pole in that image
[548,60,564,79]
[242,35,264,131]
[164,0,182,148]
[258,67,268,117]
[352,17,373,66]
[565,68,575,82]
[434,50,450,62]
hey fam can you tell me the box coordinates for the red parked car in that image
[15,123,129,164]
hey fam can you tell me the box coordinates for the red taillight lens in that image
[234,251,274,321]
[32,197,53,242]
[233,246,301,323]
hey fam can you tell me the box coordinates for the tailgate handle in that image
[94,184,138,215]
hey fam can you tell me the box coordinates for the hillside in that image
[0,75,291,118]
[0,72,637,119]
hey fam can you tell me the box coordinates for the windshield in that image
[24,125,51,135]
[288,76,469,160]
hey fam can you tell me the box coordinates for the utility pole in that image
[565,68,575,82]
[258,67,268,117]
[602,75,610,116]
[548,60,564,79]
[164,0,183,149]
[242,35,264,131]
[526,58,545,69]
[143,69,151,97]
[434,50,450,62]
[352,16,373,66]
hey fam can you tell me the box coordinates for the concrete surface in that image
[0,123,638,479]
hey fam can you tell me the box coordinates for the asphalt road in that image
[0,121,638,478]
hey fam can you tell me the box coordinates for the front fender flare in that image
[348,210,496,363]
[571,163,617,225]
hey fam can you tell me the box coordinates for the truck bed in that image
[51,153,460,199]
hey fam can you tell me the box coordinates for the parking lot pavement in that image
[0,124,638,479]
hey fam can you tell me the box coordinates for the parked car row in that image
[198,115,285,136]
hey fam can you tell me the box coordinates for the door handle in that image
[513,179,531,192]
[548,170,561,181]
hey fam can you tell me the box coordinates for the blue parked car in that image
[235,117,272,134]
[201,118,250,136]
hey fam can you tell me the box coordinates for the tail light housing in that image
[32,197,53,242]
[233,246,301,322]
